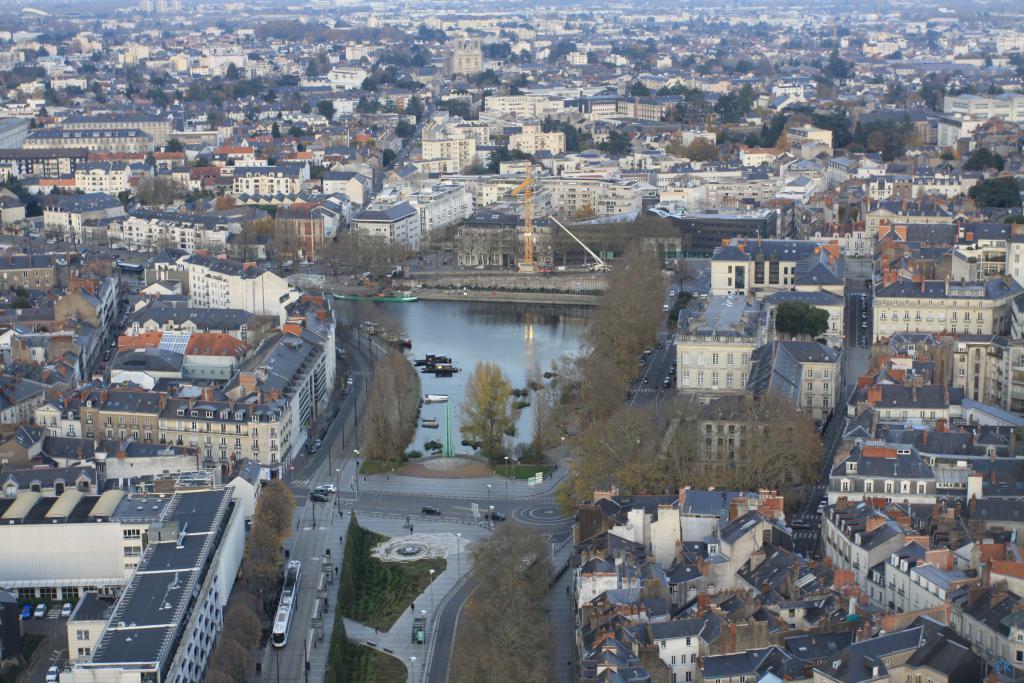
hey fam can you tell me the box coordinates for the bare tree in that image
[452,525,553,683]
[362,351,418,463]
[207,638,252,682]
[254,480,295,540]
[223,601,261,650]
[136,176,187,207]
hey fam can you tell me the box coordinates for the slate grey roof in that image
[815,627,925,682]
[354,201,417,222]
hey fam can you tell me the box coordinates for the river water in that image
[360,300,588,456]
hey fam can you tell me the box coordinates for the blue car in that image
[20,604,31,620]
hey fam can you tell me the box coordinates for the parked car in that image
[421,506,442,516]
[310,492,329,503]
[34,603,47,619]
[306,439,322,454]
[46,666,59,683]
[316,483,337,494]
[20,604,31,620]
[60,603,73,618]
[485,511,506,522]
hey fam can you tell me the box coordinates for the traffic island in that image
[338,514,446,632]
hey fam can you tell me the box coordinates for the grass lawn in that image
[339,516,447,631]
[495,463,553,480]
[358,460,397,475]
[325,618,408,683]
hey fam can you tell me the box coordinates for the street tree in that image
[461,361,515,460]
[223,601,261,650]
[254,479,295,540]
[452,524,553,683]
[207,638,251,682]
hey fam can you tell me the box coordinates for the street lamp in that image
[409,656,416,682]
[353,449,360,496]
[486,483,492,502]
[427,568,436,617]
[504,456,510,499]
[335,467,342,515]
[455,532,462,578]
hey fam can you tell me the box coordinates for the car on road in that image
[421,506,442,516]
[20,604,31,620]
[310,492,329,503]
[316,483,337,494]
[46,666,60,683]
[306,439,322,454]
[34,603,46,619]
[60,603,73,618]
[485,511,506,521]
[662,304,670,312]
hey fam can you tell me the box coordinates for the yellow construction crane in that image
[510,165,534,272]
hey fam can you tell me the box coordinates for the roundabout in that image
[514,503,572,526]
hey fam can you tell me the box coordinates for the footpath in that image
[358,461,571,500]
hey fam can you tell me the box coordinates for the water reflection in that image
[364,301,587,455]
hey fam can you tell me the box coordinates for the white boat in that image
[424,394,449,404]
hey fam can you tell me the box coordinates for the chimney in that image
[922,430,928,447]
[935,418,946,432]
[866,516,886,533]
[696,593,711,616]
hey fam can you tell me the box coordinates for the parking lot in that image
[20,606,69,683]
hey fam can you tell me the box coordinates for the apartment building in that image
[42,192,126,243]
[0,254,57,292]
[786,124,833,148]
[508,123,566,155]
[943,93,1024,124]
[542,176,642,220]
[322,171,371,206]
[158,395,288,473]
[180,254,294,318]
[66,488,244,683]
[421,134,477,173]
[230,165,308,196]
[828,447,937,505]
[746,340,841,422]
[822,500,907,591]
[24,128,154,154]
[351,202,421,249]
[0,148,90,178]
[710,238,844,298]
[113,211,237,253]
[872,275,1021,342]
[74,162,131,195]
[227,307,337,467]
[60,113,174,146]
[676,294,768,399]
[456,210,520,268]
[408,183,472,238]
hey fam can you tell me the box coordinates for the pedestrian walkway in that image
[337,515,488,682]
[549,566,575,683]
[359,464,569,500]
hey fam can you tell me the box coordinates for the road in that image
[256,331,378,683]
[258,327,575,683]
[629,275,682,406]
[792,285,873,557]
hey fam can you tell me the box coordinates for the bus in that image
[271,560,301,648]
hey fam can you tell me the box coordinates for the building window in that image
[76,630,90,640]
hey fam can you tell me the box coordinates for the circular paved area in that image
[514,504,572,526]
[371,532,469,562]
